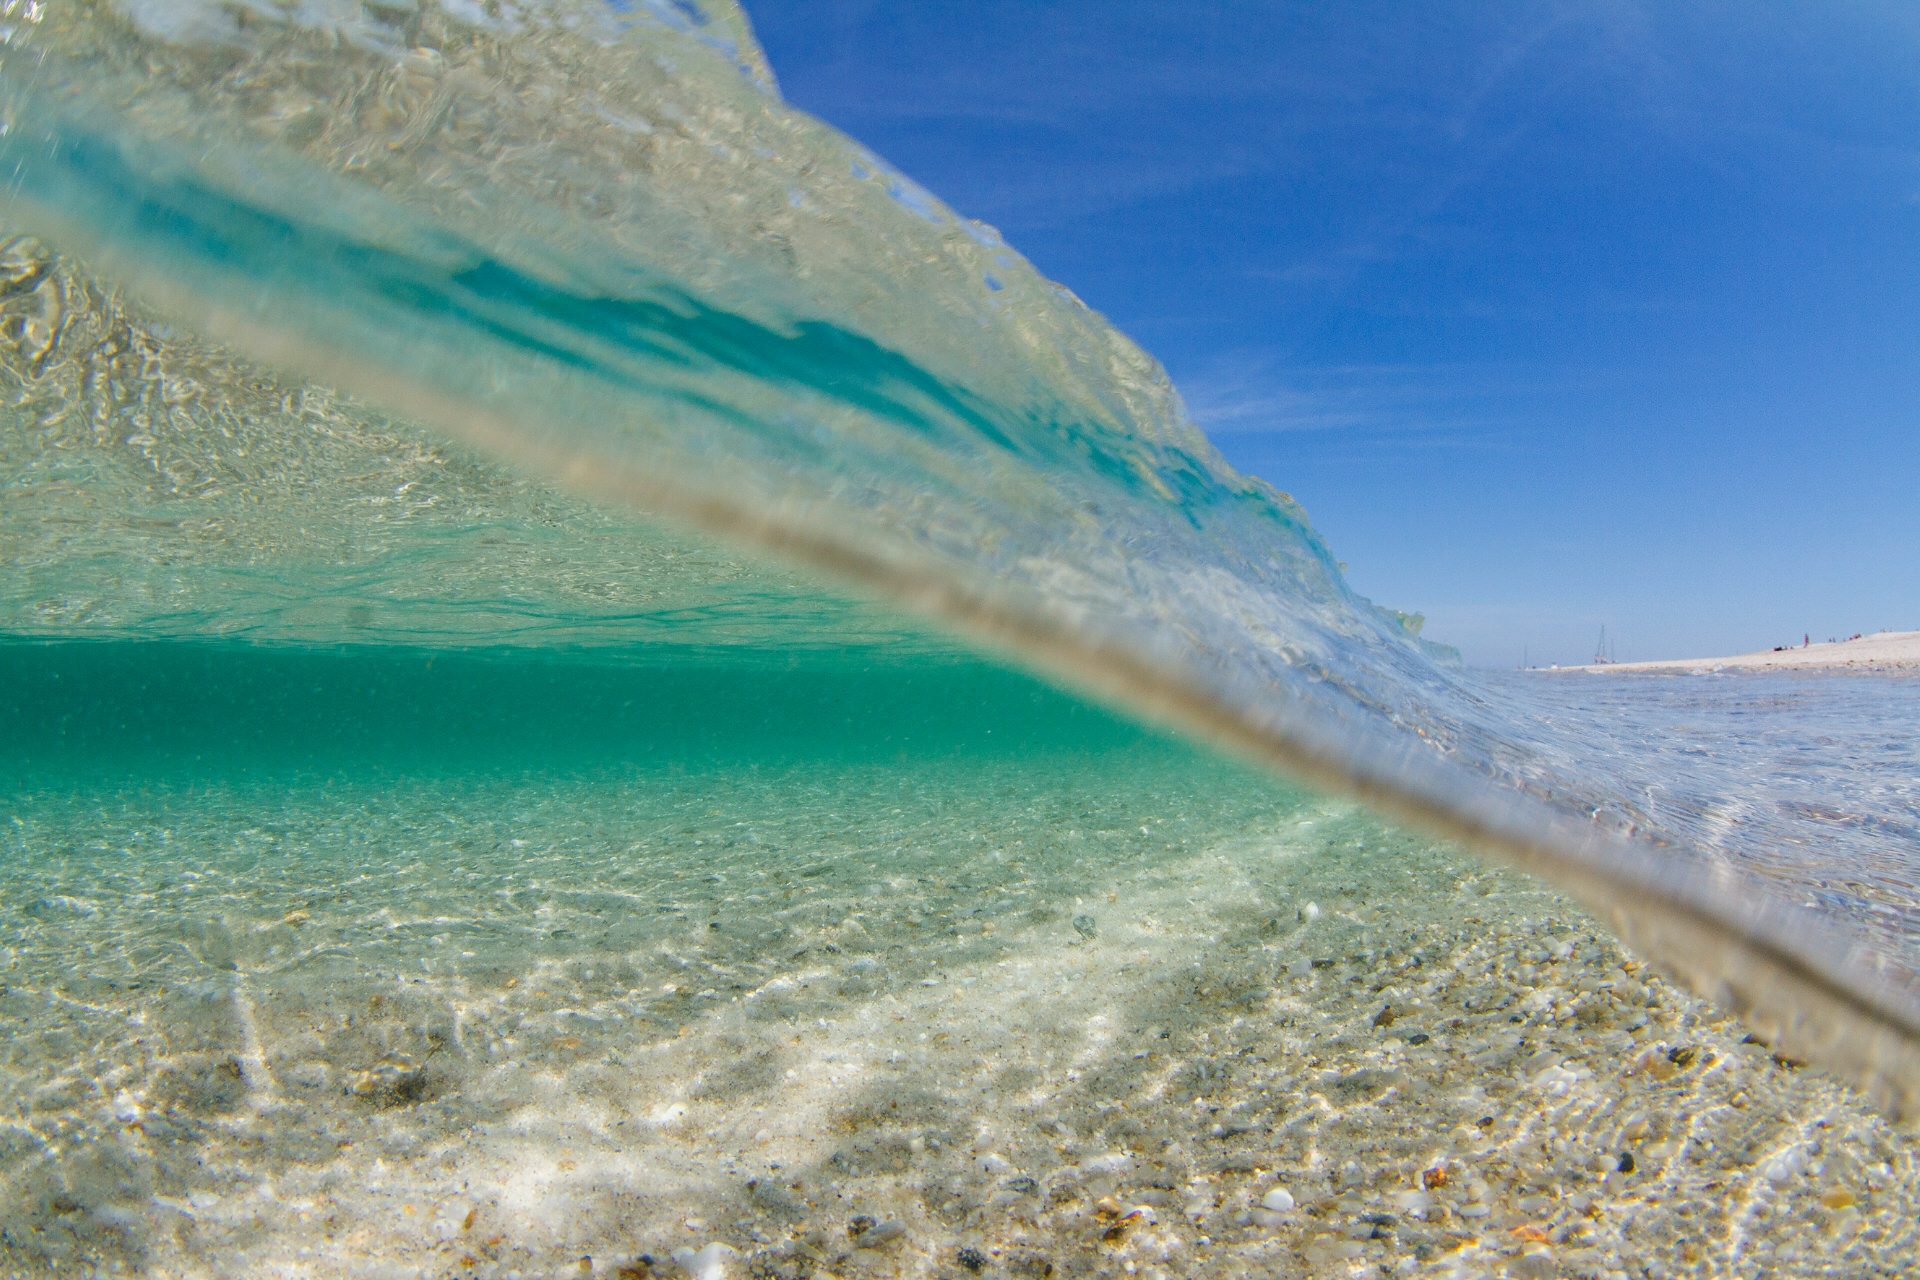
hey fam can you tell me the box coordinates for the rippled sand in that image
[2,747,1910,1279]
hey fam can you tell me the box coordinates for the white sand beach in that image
[1561,630,1920,676]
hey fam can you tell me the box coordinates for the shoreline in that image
[1541,629,1920,677]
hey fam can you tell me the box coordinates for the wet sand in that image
[2,752,1911,1279]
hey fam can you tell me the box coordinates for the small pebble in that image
[669,1243,736,1280]
[854,1219,907,1248]
[1391,1189,1430,1217]
[1260,1186,1295,1212]
[1762,1148,1809,1184]
[1512,1251,1557,1279]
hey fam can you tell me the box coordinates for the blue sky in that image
[746,2,1920,666]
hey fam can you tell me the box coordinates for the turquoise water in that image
[0,1,1916,1273]
[0,639,1146,778]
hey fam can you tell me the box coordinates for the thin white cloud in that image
[1176,351,1548,450]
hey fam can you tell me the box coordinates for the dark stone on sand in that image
[1007,1251,1054,1278]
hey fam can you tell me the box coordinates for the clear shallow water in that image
[0,0,1916,1273]
[1456,669,1920,992]
[2,647,1915,1278]
[1490,672,1920,940]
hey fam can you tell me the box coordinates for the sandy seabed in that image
[2,750,1912,1280]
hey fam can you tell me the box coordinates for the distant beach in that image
[1553,629,1920,676]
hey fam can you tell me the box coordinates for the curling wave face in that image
[0,0,1913,1110]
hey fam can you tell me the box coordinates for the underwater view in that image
[0,2,1914,1277]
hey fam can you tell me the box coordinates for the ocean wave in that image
[0,0,1912,1114]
